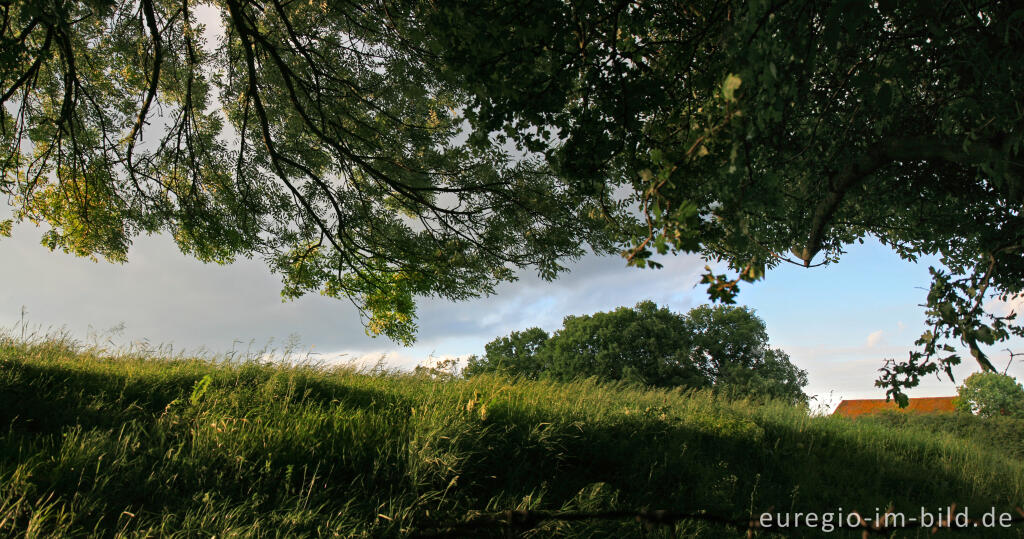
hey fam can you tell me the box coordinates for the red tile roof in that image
[832,397,957,418]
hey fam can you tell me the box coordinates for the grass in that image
[1,333,1022,538]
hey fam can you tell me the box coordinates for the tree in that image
[463,327,549,380]
[683,304,772,383]
[402,0,1024,403]
[466,301,809,404]
[954,372,1024,418]
[680,304,809,406]
[716,349,810,407]
[540,301,708,389]
[0,0,620,343]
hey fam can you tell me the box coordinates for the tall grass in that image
[1,332,1022,537]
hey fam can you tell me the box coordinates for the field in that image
[1,334,1022,537]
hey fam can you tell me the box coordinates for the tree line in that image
[462,302,809,406]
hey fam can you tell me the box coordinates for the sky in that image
[2,216,1022,412]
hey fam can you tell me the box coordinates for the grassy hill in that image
[1,335,1022,537]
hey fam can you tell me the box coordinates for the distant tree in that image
[954,372,1024,418]
[463,327,550,380]
[467,302,809,404]
[715,349,810,407]
[413,357,462,381]
[683,304,771,382]
[683,304,809,405]
[540,301,706,389]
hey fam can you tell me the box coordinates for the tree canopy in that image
[0,0,620,344]
[2,0,1022,401]
[464,302,809,405]
[404,0,1024,402]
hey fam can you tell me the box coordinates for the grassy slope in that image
[1,337,1022,538]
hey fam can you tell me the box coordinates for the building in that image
[832,396,957,418]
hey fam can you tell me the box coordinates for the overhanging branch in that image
[798,136,1013,266]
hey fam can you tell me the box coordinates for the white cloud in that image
[866,330,885,347]
[988,293,1024,319]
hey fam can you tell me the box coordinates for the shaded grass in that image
[1,334,1022,537]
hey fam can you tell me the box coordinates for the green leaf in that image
[722,74,742,102]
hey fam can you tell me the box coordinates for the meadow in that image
[1,333,1022,537]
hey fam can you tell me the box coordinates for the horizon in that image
[3,217,1022,413]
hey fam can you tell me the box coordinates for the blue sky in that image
[2,217,1021,411]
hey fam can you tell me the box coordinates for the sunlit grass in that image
[1,331,1022,537]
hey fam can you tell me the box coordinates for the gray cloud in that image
[1,226,371,353]
[0,223,709,359]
